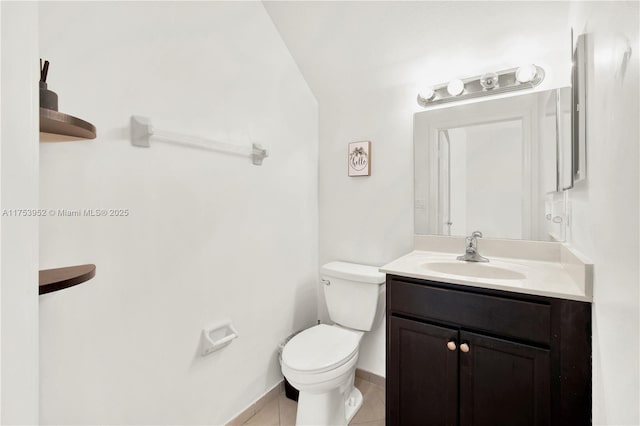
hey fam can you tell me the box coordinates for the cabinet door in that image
[459,331,551,426]
[388,316,458,426]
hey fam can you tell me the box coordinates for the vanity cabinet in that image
[386,275,591,426]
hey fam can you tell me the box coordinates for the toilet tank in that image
[320,261,386,331]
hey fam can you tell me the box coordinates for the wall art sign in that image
[348,141,371,177]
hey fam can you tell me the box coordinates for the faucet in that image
[457,231,489,263]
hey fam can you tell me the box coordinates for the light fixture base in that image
[417,65,545,108]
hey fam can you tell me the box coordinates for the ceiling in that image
[263,1,571,101]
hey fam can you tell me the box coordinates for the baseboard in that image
[225,381,284,426]
[355,368,386,388]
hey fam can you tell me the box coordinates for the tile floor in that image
[241,377,385,426]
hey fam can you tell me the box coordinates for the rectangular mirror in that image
[414,88,571,241]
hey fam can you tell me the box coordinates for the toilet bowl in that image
[282,324,364,425]
[281,261,385,426]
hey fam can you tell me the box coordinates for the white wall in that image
[0,2,40,424]
[38,2,317,425]
[567,2,640,424]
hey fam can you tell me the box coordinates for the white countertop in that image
[380,236,593,302]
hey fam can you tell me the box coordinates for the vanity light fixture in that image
[417,64,545,107]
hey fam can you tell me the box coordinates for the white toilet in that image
[281,261,386,426]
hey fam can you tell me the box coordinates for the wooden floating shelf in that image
[40,108,97,142]
[39,264,96,295]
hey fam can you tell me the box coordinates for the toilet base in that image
[345,387,363,423]
[295,385,363,426]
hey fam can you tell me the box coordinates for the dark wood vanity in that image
[386,274,591,426]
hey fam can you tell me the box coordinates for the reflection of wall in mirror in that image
[445,120,523,239]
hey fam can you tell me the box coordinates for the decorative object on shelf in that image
[200,319,239,356]
[39,59,96,142]
[348,141,371,177]
[39,264,96,295]
[417,64,545,108]
[130,116,268,166]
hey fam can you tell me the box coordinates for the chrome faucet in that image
[457,231,489,263]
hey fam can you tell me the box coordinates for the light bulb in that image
[418,88,435,102]
[516,64,538,83]
[447,79,464,96]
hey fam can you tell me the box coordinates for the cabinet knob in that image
[460,343,470,353]
[446,341,457,351]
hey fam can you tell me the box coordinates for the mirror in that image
[571,33,588,184]
[414,88,571,241]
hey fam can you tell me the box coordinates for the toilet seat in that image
[282,324,360,374]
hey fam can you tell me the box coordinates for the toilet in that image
[281,261,386,426]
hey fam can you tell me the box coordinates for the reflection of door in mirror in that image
[437,130,451,235]
[414,88,570,242]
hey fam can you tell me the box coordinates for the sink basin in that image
[422,261,526,280]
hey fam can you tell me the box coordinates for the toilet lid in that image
[282,325,360,373]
